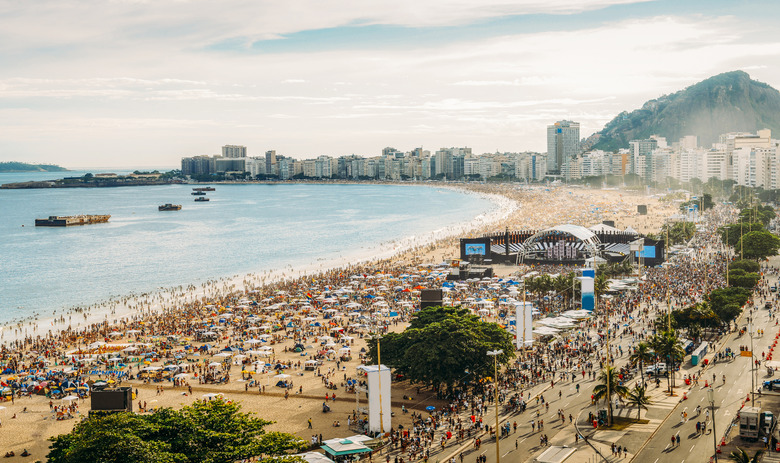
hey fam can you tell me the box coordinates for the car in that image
[766,301,773,309]
[762,379,780,390]
[646,363,668,376]
[771,286,777,292]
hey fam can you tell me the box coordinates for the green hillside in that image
[0,162,68,172]
[586,71,780,151]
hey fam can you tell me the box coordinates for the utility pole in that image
[708,388,718,462]
[487,350,503,463]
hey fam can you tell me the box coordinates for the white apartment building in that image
[245,157,266,177]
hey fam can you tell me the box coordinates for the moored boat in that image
[158,204,182,211]
[35,215,111,227]
[192,187,215,191]
[191,191,206,196]
[194,197,210,202]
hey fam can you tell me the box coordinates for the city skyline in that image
[2,0,780,167]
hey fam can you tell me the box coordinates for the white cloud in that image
[2,6,780,166]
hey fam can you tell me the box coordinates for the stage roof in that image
[537,224,598,243]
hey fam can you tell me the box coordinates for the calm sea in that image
[0,179,497,323]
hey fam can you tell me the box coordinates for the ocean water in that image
[0,183,498,324]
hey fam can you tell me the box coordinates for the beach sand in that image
[0,185,676,461]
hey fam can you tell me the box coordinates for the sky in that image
[2,0,780,168]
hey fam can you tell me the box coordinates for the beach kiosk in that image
[321,436,372,462]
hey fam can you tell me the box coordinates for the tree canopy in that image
[738,205,776,227]
[737,229,780,260]
[367,306,515,390]
[719,222,764,247]
[47,399,305,463]
[661,221,696,245]
[729,259,760,273]
[707,287,750,325]
[728,268,760,289]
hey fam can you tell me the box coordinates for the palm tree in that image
[629,342,653,385]
[553,272,576,309]
[534,274,554,312]
[594,273,609,311]
[624,385,652,420]
[592,366,629,426]
[650,330,685,394]
[729,447,763,463]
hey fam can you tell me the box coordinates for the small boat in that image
[192,187,215,191]
[194,197,210,202]
[191,191,206,196]
[158,204,182,211]
[35,215,111,227]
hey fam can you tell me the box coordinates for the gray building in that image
[546,120,580,174]
[222,145,247,158]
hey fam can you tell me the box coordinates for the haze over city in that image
[2,0,780,168]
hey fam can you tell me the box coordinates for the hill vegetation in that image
[0,161,68,172]
[584,71,780,151]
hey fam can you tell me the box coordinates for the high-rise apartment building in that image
[265,150,277,177]
[546,120,580,174]
[222,145,247,158]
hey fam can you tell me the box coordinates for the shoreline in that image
[1,182,673,347]
[0,184,680,461]
[1,183,517,345]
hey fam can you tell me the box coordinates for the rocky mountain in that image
[584,71,780,151]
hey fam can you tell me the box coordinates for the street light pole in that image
[375,335,384,436]
[749,323,755,403]
[708,388,718,462]
[487,349,503,463]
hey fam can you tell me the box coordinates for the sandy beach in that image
[0,184,677,461]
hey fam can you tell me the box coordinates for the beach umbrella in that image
[62,395,79,401]
[426,406,435,412]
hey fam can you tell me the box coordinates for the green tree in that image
[553,272,577,309]
[525,274,553,311]
[367,306,515,391]
[662,222,696,245]
[729,447,764,463]
[594,273,610,306]
[629,342,653,385]
[650,331,685,394]
[738,229,780,260]
[739,205,776,227]
[48,399,304,463]
[592,366,629,426]
[708,287,750,325]
[719,222,764,248]
[729,260,760,273]
[672,303,719,339]
[728,268,760,289]
[624,385,652,420]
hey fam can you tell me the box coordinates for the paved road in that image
[632,290,778,463]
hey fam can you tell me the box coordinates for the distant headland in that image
[0,171,184,189]
[0,162,68,173]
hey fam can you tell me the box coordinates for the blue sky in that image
[1,0,779,167]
